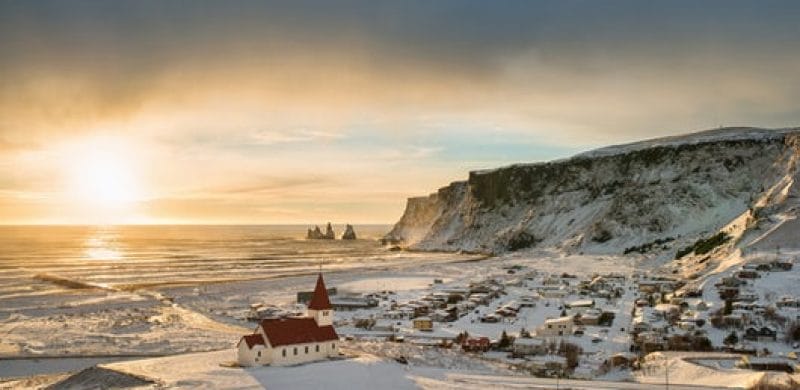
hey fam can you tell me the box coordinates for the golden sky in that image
[1,1,799,224]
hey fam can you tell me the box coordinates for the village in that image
[236,253,800,382]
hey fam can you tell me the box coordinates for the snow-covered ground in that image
[637,351,800,389]
[19,348,743,390]
[2,246,799,388]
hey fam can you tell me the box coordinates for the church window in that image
[316,345,319,352]
[282,349,286,357]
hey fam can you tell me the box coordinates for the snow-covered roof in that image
[544,316,573,325]
[513,338,545,346]
[566,299,594,307]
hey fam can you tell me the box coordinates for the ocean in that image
[0,224,463,294]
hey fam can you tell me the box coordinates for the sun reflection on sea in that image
[84,228,123,261]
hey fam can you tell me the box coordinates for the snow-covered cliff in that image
[385,127,800,255]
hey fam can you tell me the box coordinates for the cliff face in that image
[385,127,800,255]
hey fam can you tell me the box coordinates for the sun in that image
[62,135,145,223]
[69,150,139,207]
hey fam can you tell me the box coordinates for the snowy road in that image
[443,372,737,389]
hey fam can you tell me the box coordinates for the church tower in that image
[307,273,333,326]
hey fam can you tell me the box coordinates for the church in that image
[237,273,339,366]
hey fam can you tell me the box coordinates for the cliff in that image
[384,127,800,256]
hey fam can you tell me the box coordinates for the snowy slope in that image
[385,127,800,256]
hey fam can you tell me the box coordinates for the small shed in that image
[412,317,433,332]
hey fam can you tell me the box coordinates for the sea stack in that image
[307,226,325,239]
[323,223,336,239]
[341,224,357,240]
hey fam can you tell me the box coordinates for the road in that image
[444,372,738,389]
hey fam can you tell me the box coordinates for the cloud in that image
[1,1,800,223]
[251,129,345,145]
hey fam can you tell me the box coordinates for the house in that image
[468,293,490,305]
[575,308,602,326]
[537,316,573,337]
[237,273,339,367]
[772,260,793,271]
[512,337,547,356]
[462,337,491,352]
[722,312,745,327]
[430,309,451,322]
[717,277,745,288]
[736,289,759,302]
[527,355,567,374]
[371,319,397,333]
[653,304,680,319]
[539,285,569,298]
[686,299,708,311]
[502,300,522,313]
[637,331,667,353]
[565,299,595,310]
[329,295,379,310]
[735,270,760,279]
[776,297,800,309]
[608,352,636,368]
[743,326,777,342]
[520,295,539,307]
[413,317,433,331]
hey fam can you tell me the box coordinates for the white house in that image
[537,316,574,337]
[237,273,340,367]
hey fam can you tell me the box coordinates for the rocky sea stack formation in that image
[341,224,357,240]
[307,222,336,239]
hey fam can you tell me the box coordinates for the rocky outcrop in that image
[324,223,335,239]
[307,223,336,239]
[307,226,324,239]
[384,127,800,256]
[341,224,357,240]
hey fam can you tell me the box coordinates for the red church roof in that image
[258,317,338,347]
[307,273,332,310]
[240,333,265,349]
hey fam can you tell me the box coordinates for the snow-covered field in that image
[16,348,744,390]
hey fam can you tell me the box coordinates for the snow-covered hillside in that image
[385,127,800,256]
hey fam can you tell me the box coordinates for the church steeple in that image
[307,273,333,326]
[308,273,332,310]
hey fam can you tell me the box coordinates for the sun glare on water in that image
[62,136,146,224]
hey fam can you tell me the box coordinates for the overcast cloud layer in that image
[1,1,799,223]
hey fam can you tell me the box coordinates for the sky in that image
[1,1,800,224]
